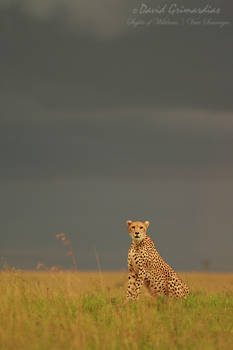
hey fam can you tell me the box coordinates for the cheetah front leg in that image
[134,268,145,298]
[127,271,139,300]
[126,267,145,300]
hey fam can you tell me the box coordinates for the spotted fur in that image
[126,220,189,300]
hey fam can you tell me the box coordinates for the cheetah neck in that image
[132,236,149,248]
[131,236,158,252]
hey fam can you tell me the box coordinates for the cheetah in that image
[126,220,189,300]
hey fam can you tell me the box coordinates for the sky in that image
[1,0,233,271]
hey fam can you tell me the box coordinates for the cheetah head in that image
[126,220,150,243]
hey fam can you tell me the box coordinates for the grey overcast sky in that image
[1,0,233,271]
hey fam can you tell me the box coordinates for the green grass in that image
[0,271,233,350]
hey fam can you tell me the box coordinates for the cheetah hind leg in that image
[167,278,189,298]
[144,277,167,297]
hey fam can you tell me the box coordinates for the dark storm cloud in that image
[0,0,232,119]
[0,0,129,38]
[0,1,232,182]
[1,109,233,181]
[1,0,233,271]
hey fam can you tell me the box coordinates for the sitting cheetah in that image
[126,220,189,299]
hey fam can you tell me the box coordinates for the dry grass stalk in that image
[36,262,48,270]
[50,265,62,272]
[56,232,78,271]
[1,272,233,350]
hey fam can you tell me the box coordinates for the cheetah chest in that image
[129,248,147,273]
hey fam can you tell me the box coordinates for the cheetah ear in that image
[126,220,132,227]
[144,221,150,228]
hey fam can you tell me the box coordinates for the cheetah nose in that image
[135,232,139,236]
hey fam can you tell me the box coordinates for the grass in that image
[0,271,233,350]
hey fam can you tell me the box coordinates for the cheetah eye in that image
[140,226,143,229]
[131,226,135,229]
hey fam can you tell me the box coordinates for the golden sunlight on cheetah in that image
[126,220,189,300]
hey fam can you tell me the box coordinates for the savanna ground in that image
[0,270,233,350]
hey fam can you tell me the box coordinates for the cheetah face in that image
[126,220,150,242]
